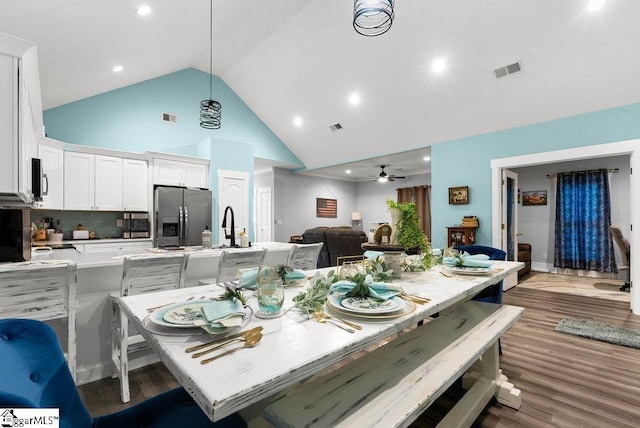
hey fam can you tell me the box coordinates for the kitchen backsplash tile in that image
[33,210,124,240]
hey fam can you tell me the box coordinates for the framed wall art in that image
[522,190,547,206]
[448,186,469,205]
[316,198,337,218]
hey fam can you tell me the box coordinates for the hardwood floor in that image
[79,284,640,427]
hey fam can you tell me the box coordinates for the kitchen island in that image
[23,241,294,385]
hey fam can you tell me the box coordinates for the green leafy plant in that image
[386,199,429,253]
[344,273,370,298]
[365,256,394,282]
[276,264,292,283]
[291,270,339,314]
[221,284,247,306]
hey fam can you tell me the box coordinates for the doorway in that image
[218,170,249,246]
[255,186,273,242]
[491,139,639,314]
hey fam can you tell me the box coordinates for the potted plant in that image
[386,199,429,254]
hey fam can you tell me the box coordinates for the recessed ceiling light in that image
[423,156,430,162]
[293,117,303,127]
[346,169,352,174]
[111,65,124,73]
[587,0,605,12]
[349,93,361,106]
[431,58,446,73]
[135,5,152,16]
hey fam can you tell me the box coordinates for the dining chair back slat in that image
[286,243,323,270]
[0,261,77,381]
[112,253,189,403]
[216,249,267,283]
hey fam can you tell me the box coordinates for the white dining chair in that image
[0,260,78,382]
[110,253,189,403]
[210,248,266,284]
[286,243,324,270]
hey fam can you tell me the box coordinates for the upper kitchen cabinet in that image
[122,158,148,212]
[64,152,123,211]
[0,33,44,207]
[37,138,64,209]
[147,152,209,189]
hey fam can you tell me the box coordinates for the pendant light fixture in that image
[200,0,221,129]
[353,0,394,37]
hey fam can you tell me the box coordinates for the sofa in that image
[301,227,368,268]
[518,243,532,278]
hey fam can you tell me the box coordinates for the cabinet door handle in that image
[42,173,49,196]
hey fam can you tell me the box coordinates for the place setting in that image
[441,248,497,276]
[142,292,253,338]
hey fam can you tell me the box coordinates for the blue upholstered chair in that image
[0,318,246,428]
[454,245,507,305]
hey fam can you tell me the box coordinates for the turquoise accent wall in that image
[43,68,302,166]
[431,102,640,248]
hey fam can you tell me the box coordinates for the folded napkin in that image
[194,299,246,334]
[238,267,306,288]
[442,252,493,269]
[363,250,384,260]
[329,274,402,300]
[431,248,442,257]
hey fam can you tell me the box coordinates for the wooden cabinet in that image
[122,158,148,211]
[65,153,123,210]
[447,226,477,247]
[37,139,64,209]
[152,157,208,188]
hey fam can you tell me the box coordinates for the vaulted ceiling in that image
[2,1,639,180]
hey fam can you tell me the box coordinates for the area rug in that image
[555,317,640,349]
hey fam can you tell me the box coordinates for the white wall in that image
[273,168,358,242]
[514,155,630,270]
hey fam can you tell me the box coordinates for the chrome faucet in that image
[221,205,236,247]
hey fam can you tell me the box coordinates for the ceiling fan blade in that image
[389,175,406,180]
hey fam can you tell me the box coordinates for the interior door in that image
[255,186,272,242]
[218,170,249,246]
[501,169,519,261]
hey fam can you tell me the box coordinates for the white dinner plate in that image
[326,294,404,315]
[149,299,250,329]
[444,266,495,275]
[325,295,415,320]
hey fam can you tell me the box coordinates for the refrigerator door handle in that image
[184,206,189,246]
[179,206,184,246]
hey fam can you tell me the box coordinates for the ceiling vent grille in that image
[494,61,522,80]
[162,112,178,124]
[329,123,343,131]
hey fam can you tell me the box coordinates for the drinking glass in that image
[255,265,285,319]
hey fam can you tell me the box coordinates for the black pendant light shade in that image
[200,0,221,129]
[200,99,221,129]
[353,0,394,37]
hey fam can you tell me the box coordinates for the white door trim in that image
[491,139,638,314]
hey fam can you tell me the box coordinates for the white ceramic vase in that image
[388,207,401,244]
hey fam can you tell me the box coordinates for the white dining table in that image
[116,261,523,424]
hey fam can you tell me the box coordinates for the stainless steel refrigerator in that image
[154,186,212,248]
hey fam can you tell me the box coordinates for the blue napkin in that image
[238,267,306,288]
[329,274,402,300]
[443,252,492,268]
[364,250,384,260]
[200,299,245,327]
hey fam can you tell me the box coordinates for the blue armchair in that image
[454,245,507,305]
[0,318,246,428]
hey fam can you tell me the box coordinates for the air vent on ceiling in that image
[162,112,177,124]
[329,123,343,131]
[494,61,522,80]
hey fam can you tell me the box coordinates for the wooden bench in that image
[264,300,524,428]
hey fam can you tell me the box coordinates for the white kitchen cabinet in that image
[0,34,43,206]
[64,152,95,210]
[37,139,64,209]
[122,158,148,211]
[152,158,208,188]
[64,153,123,211]
[95,155,123,210]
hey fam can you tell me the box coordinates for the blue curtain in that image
[554,169,617,273]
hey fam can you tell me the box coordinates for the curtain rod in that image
[546,168,619,178]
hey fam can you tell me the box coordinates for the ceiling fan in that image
[376,165,405,183]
